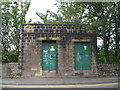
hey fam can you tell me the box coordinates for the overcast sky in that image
[26,0,58,22]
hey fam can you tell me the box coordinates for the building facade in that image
[22,24,97,78]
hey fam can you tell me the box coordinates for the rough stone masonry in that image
[22,24,97,78]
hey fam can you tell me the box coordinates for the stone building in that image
[22,24,97,78]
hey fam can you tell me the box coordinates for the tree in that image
[36,1,119,63]
[84,2,120,62]
[1,2,30,63]
[36,2,85,26]
[112,2,120,62]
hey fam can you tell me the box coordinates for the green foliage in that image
[2,50,18,63]
[98,49,120,63]
[98,49,106,62]
[36,2,85,25]
[2,2,30,63]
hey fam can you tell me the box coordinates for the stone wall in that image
[0,63,1,90]
[97,63,119,77]
[2,63,119,78]
[2,63,22,78]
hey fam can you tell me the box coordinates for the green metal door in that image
[74,42,91,70]
[42,41,57,70]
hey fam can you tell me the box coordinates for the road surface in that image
[1,77,119,89]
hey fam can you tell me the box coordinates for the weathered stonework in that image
[97,63,119,77]
[2,63,119,78]
[22,24,97,78]
[2,63,22,78]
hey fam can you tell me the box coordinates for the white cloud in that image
[26,0,58,22]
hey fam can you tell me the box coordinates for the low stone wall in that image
[97,63,119,77]
[2,63,22,78]
[2,63,119,78]
[0,63,1,90]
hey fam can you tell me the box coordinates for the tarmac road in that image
[1,77,119,88]
[1,82,119,88]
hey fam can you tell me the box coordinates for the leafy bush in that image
[2,50,18,63]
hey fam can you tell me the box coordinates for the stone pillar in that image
[22,35,42,78]
[64,39,74,76]
[91,36,98,75]
[57,40,66,76]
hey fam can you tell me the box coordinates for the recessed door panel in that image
[74,42,91,70]
[42,41,57,70]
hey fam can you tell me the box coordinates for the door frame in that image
[72,39,92,71]
[74,42,91,70]
[41,40,58,72]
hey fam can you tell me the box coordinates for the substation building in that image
[22,24,97,78]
